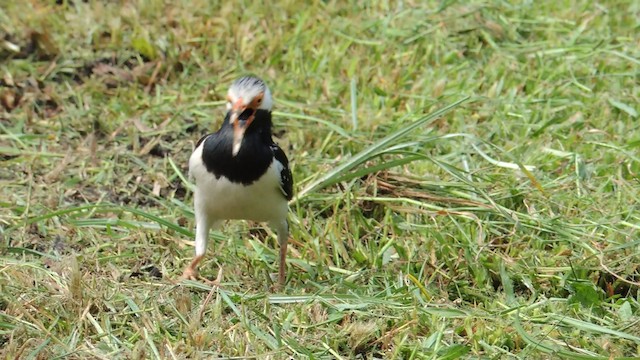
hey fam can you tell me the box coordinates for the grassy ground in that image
[1,0,639,358]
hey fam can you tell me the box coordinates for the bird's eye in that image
[257,99,262,103]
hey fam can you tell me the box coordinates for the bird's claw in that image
[181,266,222,287]
[181,266,199,281]
[268,272,286,290]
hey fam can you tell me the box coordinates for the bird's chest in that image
[200,131,273,185]
[189,146,287,222]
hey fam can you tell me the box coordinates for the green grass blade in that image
[350,77,358,131]
[296,96,470,200]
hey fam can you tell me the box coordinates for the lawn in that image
[1,0,639,358]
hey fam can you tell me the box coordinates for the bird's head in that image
[226,76,273,156]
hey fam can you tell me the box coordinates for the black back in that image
[199,110,293,200]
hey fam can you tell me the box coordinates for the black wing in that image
[272,143,293,201]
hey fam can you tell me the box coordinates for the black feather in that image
[195,133,209,148]
[272,144,293,200]
[200,109,292,199]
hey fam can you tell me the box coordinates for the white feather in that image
[189,143,288,224]
[226,77,273,111]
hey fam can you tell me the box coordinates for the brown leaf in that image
[0,89,22,111]
[139,136,160,155]
[133,117,153,132]
[44,150,74,183]
[92,63,134,82]
[30,30,59,59]
[152,180,162,196]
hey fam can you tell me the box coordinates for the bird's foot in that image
[269,272,286,291]
[201,270,222,287]
[181,266,222,287]
[181,266,199,281]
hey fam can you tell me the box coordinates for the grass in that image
[1,0,639,358]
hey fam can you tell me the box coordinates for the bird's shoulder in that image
[195,132,216,149]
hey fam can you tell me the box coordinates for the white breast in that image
[189,143,288,223]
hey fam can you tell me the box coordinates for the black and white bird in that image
[182,76,293,286]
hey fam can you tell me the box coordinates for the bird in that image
[182,76,293,286]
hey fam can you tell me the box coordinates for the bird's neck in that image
[236,109,273,142]
[200,110,274,185]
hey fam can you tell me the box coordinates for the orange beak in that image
[230,98,256,156]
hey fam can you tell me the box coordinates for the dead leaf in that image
[44,150,74,183]
[30,30,59,59]
[144,61,163,93]
[92,63,134,81]
[0,89,22,111]
[139,136,160,155]
[152,180,162,196]
[133,117,153,132]
[1,39,20,54]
